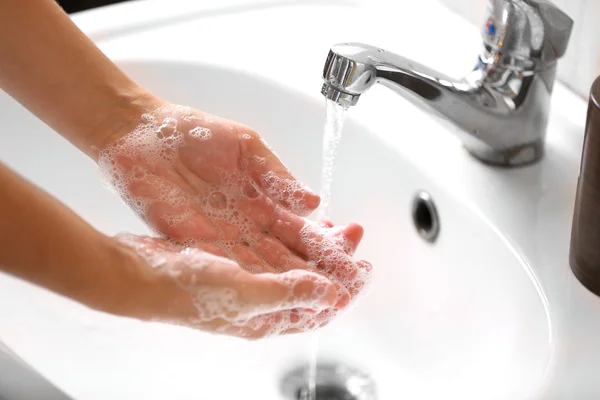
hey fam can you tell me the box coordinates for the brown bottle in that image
[570,76,600,296]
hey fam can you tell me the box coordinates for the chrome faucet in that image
[321,0,573,166]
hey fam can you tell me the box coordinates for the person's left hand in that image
[114,232,349,338]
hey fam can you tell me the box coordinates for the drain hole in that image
[296,385,356,400]
[281,363,376,400]
[412,191,440,243]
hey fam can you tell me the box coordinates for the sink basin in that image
[2,0,600,399]
[0,60,552,399]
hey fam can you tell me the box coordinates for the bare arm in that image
[0,0,162,158]
[0,162,149,315]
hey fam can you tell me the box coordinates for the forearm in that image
[0,162,140,314]
[0,0,161,158]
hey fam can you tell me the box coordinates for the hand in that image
[116,233,346,339]
[98,103,372,327]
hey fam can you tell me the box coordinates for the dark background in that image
[57,0,129,13]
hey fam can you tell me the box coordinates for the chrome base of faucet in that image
[465,140,544,167]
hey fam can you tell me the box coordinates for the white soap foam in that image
[189,126,212,141]
[260,170,313,216]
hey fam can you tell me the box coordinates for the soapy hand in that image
[98,103,371,336]
[116,233,346,338]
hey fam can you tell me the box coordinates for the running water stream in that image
[305,99,348,400]
[316,100,348,220]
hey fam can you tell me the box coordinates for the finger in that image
[213,220,241,241]
[194,242,228,257]
[233,270,338,314]
[308,248,365,290]
[319,218,334,228]
[225,308,336,339]
[267,208,309,256]
[230,244,277,273]
[266,210,349,258]
[342,223,364,254]
[346,261,372,296]
[128,179,161,200]
[280,327,303,335]
[313,308,338,327]
[268,211,364,269]
[236,192,319,256]
[235,192,278,232]
[251,235,312,272]
[238,130,320,216]
[146,202,219,241]
[333,282,352,309]
[331,223,364,255]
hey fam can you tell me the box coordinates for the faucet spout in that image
[322,42,549,166]
[322,43,462,107]
[321,1,573,167]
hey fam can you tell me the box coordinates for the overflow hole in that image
[412,191,440,243]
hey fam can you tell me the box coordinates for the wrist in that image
[82,88,166,160]
[103,237,196,322]
[69,235,145,317]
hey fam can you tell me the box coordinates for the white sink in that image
[0,59,554,400]
[0,0,599,399]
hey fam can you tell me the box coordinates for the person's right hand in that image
[116,233,348,339]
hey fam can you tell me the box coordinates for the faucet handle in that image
[536,0,573,61]
[482,0,573,68]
